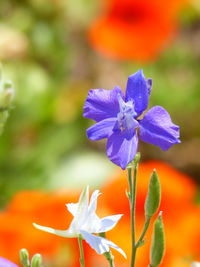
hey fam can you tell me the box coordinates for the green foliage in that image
[145,170,161,218]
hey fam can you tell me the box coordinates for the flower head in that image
[33,186,126,258]
[83,70,180,169]
[0,257,18,267]
[88,0,188,61]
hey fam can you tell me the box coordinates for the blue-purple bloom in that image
[83,70,180,169]
[0,257,18,267]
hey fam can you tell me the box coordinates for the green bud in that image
[20,248,30,267]
[31,254,42,267]
[0,83,15,110]
[145,169,161,218]
[150,212,165,267]
[133,152,141,164]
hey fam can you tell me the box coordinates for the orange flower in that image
[0,190,80,266]
[88,0,188,61]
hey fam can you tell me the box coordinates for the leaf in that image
[150,212,165,267]
[145,169,161,217]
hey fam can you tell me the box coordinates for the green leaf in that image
[150,212,165,267]
[145,169,161,217]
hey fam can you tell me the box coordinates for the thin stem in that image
[104,252,115,267]
[127,161,138,267]
[99,232,115,267]
[135,216,151,248]
[78,235,85,267]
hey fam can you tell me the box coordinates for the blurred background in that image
[0,0,199,266]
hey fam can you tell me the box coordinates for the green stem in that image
[127,161,138,267]
[135,216,151,248]
[104,252,115,267]
[99,232,115,267]
[78,235,85,267]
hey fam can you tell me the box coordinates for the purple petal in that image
[106,130,138,169]
[125,70,151,116]
[0,257,18,267]
[87,118,117,141]
[139,106,180,150]
[83,86,124,122]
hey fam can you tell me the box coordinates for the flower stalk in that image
[78,235,85,267]
[127,156,139,267]
[99,232,115,267]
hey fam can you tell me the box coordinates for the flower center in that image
[117,94,139,132]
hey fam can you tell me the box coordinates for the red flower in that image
[88,0,188,61]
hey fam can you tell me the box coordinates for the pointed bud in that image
[133,152,140,164]
[0,81,15,110]
[20,248,30,267]
[31,254,42,267]
[150,212,165,267]
[145,170,161,218]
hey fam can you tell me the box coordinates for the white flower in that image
[191,262,200,267]
[33,186,126,258]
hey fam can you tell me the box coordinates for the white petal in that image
[66,202,79,216]
[80,230,126,258]
[69,186,90,230]
[88,190,100,214]
[33,223,76,238]
[78,186,89,208]
[191,262,200,267]
[99,214,123,232]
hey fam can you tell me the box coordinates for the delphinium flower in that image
[0,257,18,267]
[33,186,126,261]
[83,69,180,169]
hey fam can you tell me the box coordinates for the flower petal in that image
[69,187,90,230]
[99,214,123,232]
[0,257,18,267]
[80,230,126,258]
[87,118,117,141]
[33,223,75,238]
[66,202,79,216]
[83,190,102,233]
[88,190,100,214]
[125,70,150,116]
[83,86,124,122]
[106,130,138,169]
[139,106,180,150]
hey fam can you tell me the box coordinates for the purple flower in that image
[0,257,18,267]
[83,70,180,169]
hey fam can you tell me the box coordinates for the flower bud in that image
[145,169,161,218]
[0,81,15,110]
[31,254,42,267]
[20,248,30,267]
[150,212,165,267]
